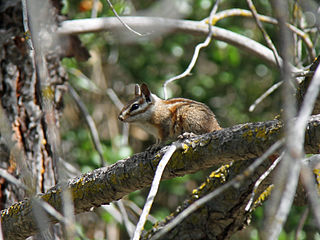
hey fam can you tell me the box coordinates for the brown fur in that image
[118,84,221,142]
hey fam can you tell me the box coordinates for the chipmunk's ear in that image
[140,83,152,103]
[134,84,141,96]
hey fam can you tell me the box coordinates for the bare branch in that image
[105,0,149,36]
[246,0,281,69]
[123,200,158,224]
[91,0,100,18]
[68,85,106,167]
[106,88,129,147]
[62,190,76,239]
[151,140,284,240]
[162,0,220,99]
[116,200,135,237]
[250,68,315,113]
[211,8,316,60]
[58,17,300,70]
[300,166,320,229]
[0,168,28,191]
[245,151,284,211]
[106,88,124,110]
[294,207,309,240]
[133,144,178,240]
[249,81,283,112]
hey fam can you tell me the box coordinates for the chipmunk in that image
[118,83,221,143]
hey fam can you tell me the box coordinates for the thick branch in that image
[58,16,294,69]
[143,159,270,240]
[2,115,320,239]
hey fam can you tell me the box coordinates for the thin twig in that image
[245,151,284,211]
[211,8,316,60]
[151,140,284,240]
[68,68,101,94]
[249,69,312,112]
[163,0,221,99]
[68,69,128,158]
[68,85,106,167]
[294,207,309,240]
[106,88,129,145]
[21,0,34,50]
[102,204,123,223]
[132,144,178,240]
[62,190,76,239]
[294,70,315,78]
[33,198,85,239]
[105,0,148,36]
[91,0,100,18]
[117,200,135,238]
[0,168,28,191]
[300,165,320,229]
[249,81,283,112]
[106,88,124,110]
[246,0,281,69]
[32,198,53,238]
[303,154,320,169]
[123,200,158,224]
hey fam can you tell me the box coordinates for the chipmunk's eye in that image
[130,104,139,112]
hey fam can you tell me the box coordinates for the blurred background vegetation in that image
[59,0,319,239]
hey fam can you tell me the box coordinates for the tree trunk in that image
[0,0,88,238]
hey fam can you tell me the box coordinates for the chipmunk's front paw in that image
[177,132,197,140]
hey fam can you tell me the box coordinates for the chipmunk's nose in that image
[118,114,124,121]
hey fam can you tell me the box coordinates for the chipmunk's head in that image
[118,83,156,123]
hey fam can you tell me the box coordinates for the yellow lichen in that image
[313,168,320,192]
[42,86,54,100]
[243,129,254,142]
[182,144,189,153]
[255,126,267,140]
[254,185,274,207]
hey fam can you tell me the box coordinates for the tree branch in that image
[2,115,320,239]
[58,16,299,70]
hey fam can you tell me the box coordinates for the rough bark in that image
[0,0,88,239]
[142,159,266,240]
[297,56,320,115]
[1,115,320,239]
